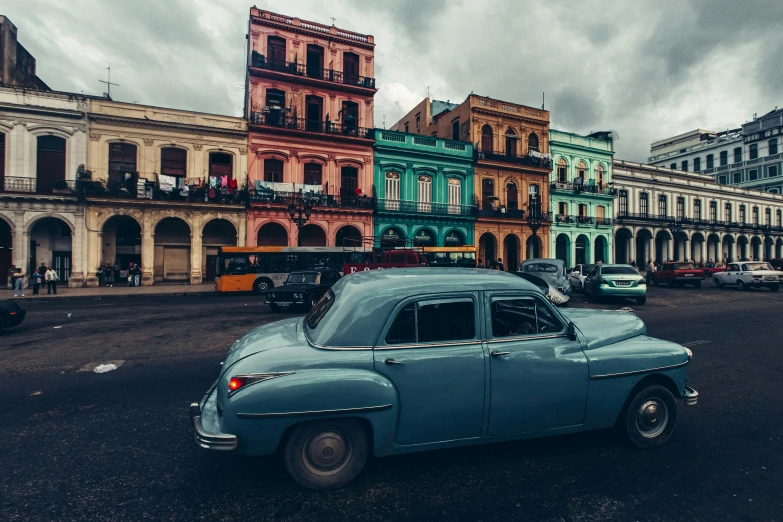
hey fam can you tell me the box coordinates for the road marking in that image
[78,360,125,372]
[682,340,711,347]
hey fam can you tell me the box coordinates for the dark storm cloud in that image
[4,0,783,160]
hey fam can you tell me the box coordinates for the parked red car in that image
[770,259,783,270]
[651,262,705,288]
[702,262,726,277]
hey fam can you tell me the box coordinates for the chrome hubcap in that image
[303,429,351,474]
[636,398,668,438]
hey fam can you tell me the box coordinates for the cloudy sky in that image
[6,0,783,161]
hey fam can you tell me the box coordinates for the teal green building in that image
[549,129,616,266]
[372,129,476,246]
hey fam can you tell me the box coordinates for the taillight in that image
[227,372,296,397]
[228,377,245,392]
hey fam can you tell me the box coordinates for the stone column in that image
[190,217,203,285]
[142,229,155,285]
[628,230,636,265]
[85,230,102,287]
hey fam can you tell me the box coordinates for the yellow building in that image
[84,100,248,285]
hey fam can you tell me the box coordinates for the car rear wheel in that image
[253,278,272,294]
[737,280,746,291]
[284,418,369,491]
[622,385,678,448]
[713,277,723,287]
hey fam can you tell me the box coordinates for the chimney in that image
[0,15,19,85]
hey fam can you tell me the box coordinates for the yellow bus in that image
[214,246,371,293]
[421,246,478,268]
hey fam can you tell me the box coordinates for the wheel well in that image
[255,277,274,289]
[275,416,375,455]
[614,373,681,427]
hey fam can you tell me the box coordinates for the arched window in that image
[596,164,605,190]
[161,147,187,178]
[385,172,400,210]
[264,159,283,182]
[505,129,517,157]
[447,178,462,214]
[528,183,540,212]
[209,152,233,181]
[557,158,567,183]
[267,35,286,67]
[303,163,322,185]
[528,133,539,153]
[576,161,587,183]
[640,193,649,216]
[36,135,66,193]
[506,182,518,210]
[417,175,432,212]
[618,190,628,214]
[481,125,493,153]
[108,142,137,184]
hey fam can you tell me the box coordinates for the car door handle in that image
[491,350,511,357]
[384,358,405,365]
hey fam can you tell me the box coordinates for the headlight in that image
[295,293,302,299]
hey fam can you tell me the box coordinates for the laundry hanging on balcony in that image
[158,174,176,192]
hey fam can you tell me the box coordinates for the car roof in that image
[520,258,565,266]
[307,268,540,347]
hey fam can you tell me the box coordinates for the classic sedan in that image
[569,263,595,292]
[265,269,341,312]
[192,269,697,490]
[514,271,570,306]
[519,258,572,296]
[0,299,26,333]
[712,261,783,291]
[584,264,647,304]
[651,262,704,288]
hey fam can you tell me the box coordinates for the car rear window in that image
[672,263,694,270]
[601,267,638,275]
[306,290,335,329]
[523,263,559,273]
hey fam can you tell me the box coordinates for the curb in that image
[4,291,229,303]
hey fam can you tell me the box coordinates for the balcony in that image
[554,214,612,227]
[250,52,376,91]
[249,112,372,140]
[81,179,247,205]
[376,198,477,217]
[550,182,617,196]
[474,149,552,169]
[478,207,525,219]
[1,176,78,196]
[249,189,375,211]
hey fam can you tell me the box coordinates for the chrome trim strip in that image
[486,333,568,344]
[237,403,393,419]
[227,372,295,397]
[304,327,372,351]
[590,361,689,380]
[375,340,481,350]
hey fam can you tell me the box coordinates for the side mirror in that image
[567,322,577,341]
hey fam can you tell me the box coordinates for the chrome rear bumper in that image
[683,386,699,406]
[190,395,237,451]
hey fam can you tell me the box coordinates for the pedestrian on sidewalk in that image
[45,266,58,294]
[127,263,135,287]
[7,264,16,291]
[105,264,114,287]
[11,266,25,297]
[132,263,141,287]
[496,258,504,272]
[38,262,47,278]
[645,259,655,285]
[477,257,484,269]
[96,265,105,286]
[31,269,43,295]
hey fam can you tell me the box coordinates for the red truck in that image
[702,262,726,277]
[651,262,705,288]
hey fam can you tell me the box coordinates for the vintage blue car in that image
[191,269,698,490]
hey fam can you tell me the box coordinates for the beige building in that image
[84,99,248,286]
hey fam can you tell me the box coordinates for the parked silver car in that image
[519,259,572,297]
[514,272,570,306]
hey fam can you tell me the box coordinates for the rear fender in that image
[221,369,399,456]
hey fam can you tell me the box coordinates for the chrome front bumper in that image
[683,386,699,406]
[190,387,237,451]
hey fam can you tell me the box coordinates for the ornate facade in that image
[245,8,377,247]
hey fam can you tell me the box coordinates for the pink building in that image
[245,8,377,247]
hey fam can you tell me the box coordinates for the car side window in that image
[588,266,599,277]
[491,296,564,338]
[386,298,476,345]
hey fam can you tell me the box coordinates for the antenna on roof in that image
[427,86,430,99]
[542,92,545,110]
[331,17,336,25]
[98,66,119,99]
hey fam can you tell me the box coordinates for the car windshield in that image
[523,263,559,273]
[672,263,694,270]
[515,272,549,292]
[306,290,335,329]
[744,263,773,271]
[285,272,318,285]
[581,264,595,274]
[601,266,639,276]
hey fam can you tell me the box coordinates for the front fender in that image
[221,369,399,456]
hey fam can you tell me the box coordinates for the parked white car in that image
[569,263,595,292]
[712,262,783,292]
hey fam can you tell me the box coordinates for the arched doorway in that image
[503,234,519,272]
[594,236,607,263]
[690,233,705,263]
[444,230,465,247]
[203,219,237,281]
[707,233,721,262]
[481,125,493,153]
[575,234,589,265]
[555,234,570,266]
[636,229,653,266]
[154,217,191,283]
[101,215,141,284]
[673,231,688,261]
[614,228,632,264]
[413,228,436,247]
[526,235,542,260]
[776,238,783,259]
[0,218,12,284]
[380,227,405,247]
[506,182,518,210]
[764,237,774,261]
[36,135,66,194]
[479,232,496,266]
[722,235,736,263]
[299,224,327,247]
[655,230,672,264]
[257,222,288,246]
[751,236,762,261]
[335,225,362,247]
[736,235,749,261]
[29,217,72,283]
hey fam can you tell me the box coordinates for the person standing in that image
[496,258,504,272]
[132,263,141,287]
[477,257,484,269]
[45,266,58,294]
[105,264,114,287]
[645,259,655,285]
[127,263,135,287]
[31,269,43,295]
[8,264,17,291]
[96,264,105,286]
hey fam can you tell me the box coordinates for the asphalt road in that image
[1,283,782,522]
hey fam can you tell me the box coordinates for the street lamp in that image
[288,193,313,246]
[526,196,543,259]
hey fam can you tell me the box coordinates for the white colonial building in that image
[612,160,783,265]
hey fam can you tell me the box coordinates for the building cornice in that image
[471,107,549,127]
[250,12,374,50]
[88,114,247,140]
[0,102,85,120]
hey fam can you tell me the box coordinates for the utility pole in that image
[98,66,119,99]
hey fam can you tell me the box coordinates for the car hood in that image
[560,308,646,350]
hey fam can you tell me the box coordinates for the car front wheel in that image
[768,284,780,292]
[714,277,723,287]
[737,280,746,291]
[284,418,369,491]
[622,384,678,448]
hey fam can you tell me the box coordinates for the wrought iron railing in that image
[249,112,372,139]
[478,208,525,219]
[248,189,375,210]
[1,176,77,195]
[376,198,477,216]
[475,149,552,169]
[80,179,248,205]
[250,52,376,89]
[550,182,616,196]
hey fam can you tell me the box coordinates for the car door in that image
[485,292,588,435]
[584,265,599,293]
[720,263,738,284]
[373,293,486,446]
[570,265,582,288]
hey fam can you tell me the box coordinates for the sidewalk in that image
[1,283,217,300]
